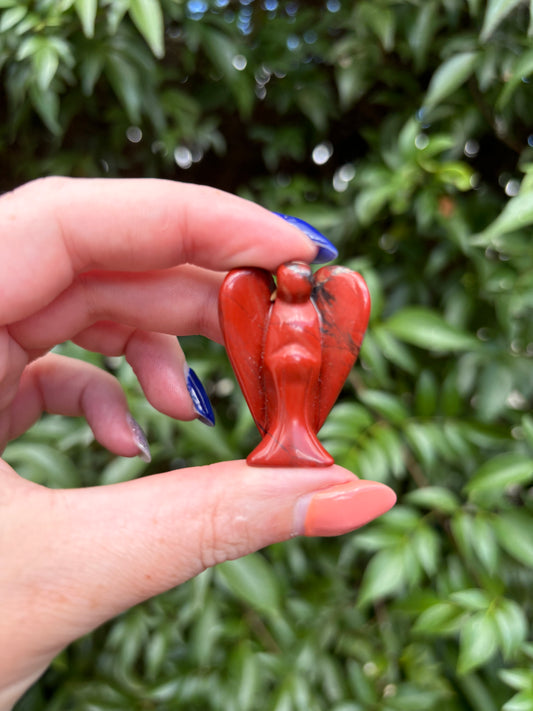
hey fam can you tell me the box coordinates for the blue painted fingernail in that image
[273,212,338,264]
[186,367,215,427]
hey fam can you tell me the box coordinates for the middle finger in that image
[9,265,224,353]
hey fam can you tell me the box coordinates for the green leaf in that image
[405,486,460,514]
[473,514,499,575]
[355,182,396,226]
[413,602,463,634]
[129,0,165,58]
[75,0,98,38]
[522,414,533,449]
[499,668,533,692]
[336,64,369,110]
[382,506,421,531]
[14,35,39,61]
[411,525,440,575]
[3,442,75,486]
[414,370,438,417]
[434,161,474,191]
[295,85,330,131]
[358,332,389,385]
[419,134,456,160]
[373,424,405,478]
[408,1,438,69]
[358,390,409,424]
[386,307,478,351]
[144,630,169,680]
[34,44,59,91]
[480,0,524,42]
[175,418,236,461]
[476,361,513,421]
[320,402,373,441]
[497,49,533,108]
[443,421,471,460]
[199,25,253,118]
[100,456,147,485]
[0,4,26,32]
[356,527,404,551]
[503,691,533,711]
[11,9,37,35]
[238,650,261,711]
[190,598,220,665]
[441,372,463,416]
[147,679,182,703]
[473,190,533,244]
[217,553,281,614]
[105,50,142,122]
[423,52,479,109]
[373,325,417,374]
[494,511,533,567]
[466,452,533,501]
[494,598,528,659]
[358,2,395,52]
[357,435,391,483]
[451,588,492,612]
[457,611,499,674]
[81,51,104,95]
[357,546,412,606]
[106,0,129,33]
[29,85,61,135]
[451,510,476,561]
[404,422,437,467]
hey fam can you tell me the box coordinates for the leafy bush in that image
[3,0,533,709]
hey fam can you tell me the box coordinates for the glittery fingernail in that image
[126,414,151,463]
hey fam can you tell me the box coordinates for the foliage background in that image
[2,0,533,708]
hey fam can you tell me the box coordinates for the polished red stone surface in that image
[219,261,370,467]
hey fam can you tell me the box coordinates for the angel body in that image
[219,261,370,467]
[249,262,333,466]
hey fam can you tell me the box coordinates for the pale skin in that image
[0,177,394,709]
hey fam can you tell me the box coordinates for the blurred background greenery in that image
[2,0,533,708]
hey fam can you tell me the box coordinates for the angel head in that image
[276,262,313,303]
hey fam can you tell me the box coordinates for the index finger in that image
[0,177,319,324]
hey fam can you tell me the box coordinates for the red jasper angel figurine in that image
[219,260,371,467]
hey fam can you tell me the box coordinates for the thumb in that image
[4,461,395,691]
[64,460,394,602]
[54,462,394,618]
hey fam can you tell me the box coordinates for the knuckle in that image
[197,481,253,569]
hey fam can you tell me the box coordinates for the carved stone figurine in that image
[219,261,371,467]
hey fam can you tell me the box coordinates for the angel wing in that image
[218,268,275,433]
[313,266,371,431]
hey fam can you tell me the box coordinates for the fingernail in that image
[273,212,338,264]
[186,367,215,427]
[126,414,151,463]
[294,480,396,537]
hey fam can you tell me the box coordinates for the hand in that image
[0,177,396,710]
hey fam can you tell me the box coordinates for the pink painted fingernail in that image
[295,480,396,537]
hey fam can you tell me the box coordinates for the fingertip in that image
[272,213,338,264]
